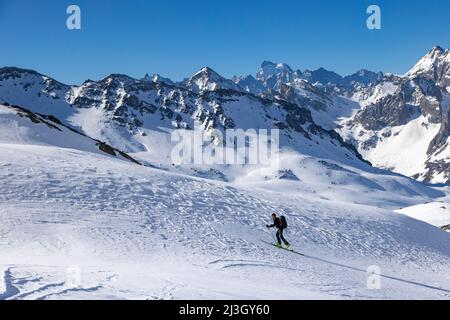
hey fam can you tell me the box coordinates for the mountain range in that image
[0,46,449,184]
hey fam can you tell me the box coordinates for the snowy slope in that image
[342,116,441,177]
[0,100,449,299]
[397,202,450,230]
[0,103,140,164]
[1,142,450,299]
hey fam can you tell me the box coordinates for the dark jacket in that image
[267,217,283,230]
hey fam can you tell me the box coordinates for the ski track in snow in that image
[0,266,89,300]
[1,144,450,299]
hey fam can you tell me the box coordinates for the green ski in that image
[261,240,304,256]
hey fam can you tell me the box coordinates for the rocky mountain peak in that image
[146,73,174,85]
[406,46,450,83]
[301,68,343,86]
[183,67,241,93]
[233,75,265,94]
[343,69,384,86]
[257,61,295,81]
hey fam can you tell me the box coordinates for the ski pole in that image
[264,223,277,243]
[269,230,276,243]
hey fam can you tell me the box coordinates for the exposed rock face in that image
[343,69,384,87]
[354,94,417,131]
[428,108,450,155]
[302,67,344,86]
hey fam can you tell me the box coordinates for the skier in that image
[266,213,290,249]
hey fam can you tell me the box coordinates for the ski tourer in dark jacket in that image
[266,213,290,249]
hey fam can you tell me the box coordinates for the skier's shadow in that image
[298,252,450,294]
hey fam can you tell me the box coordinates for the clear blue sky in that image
[1,0,449,85]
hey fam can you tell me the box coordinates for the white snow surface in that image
[1,106,450,299]
[351,116,441,177]
[397,202,450,229]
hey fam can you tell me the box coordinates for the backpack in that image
[280,216,288,229]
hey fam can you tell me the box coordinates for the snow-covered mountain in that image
[0,65,369,183]
[231,47,450,184]
[180,67,242,93]
[2,47,450,185]
[406,46,450,81]
[341,47,450,184]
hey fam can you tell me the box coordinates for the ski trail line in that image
[266,242,450,294]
